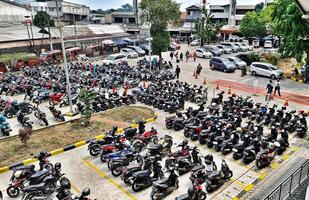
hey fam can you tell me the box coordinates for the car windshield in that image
[222,59,232,65]
[211,47,219,51]
[270,65,278,70]
[132,46,143,51]
[126,49,135,53]
[232,57,242,62]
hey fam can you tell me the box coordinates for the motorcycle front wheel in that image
[7,186,20,198]
[21,192,35,200]
[132,181,144,192]
[198,191,207,200]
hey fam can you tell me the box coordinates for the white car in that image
[194,48,213,59]
[190,39,200,46]
[120,48,139,58]
[216,45,232,54]
[264,40,273,48]
[228,57,247,69]
[250,62,283,79]
[240,43,253,51]
[102,53,127,65]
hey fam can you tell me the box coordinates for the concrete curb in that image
[0,114,158,174]
[291,76,305,83]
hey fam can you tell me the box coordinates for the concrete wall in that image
[0,1,31,22]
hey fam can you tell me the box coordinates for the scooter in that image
[48,105,65,122]
[0,114,11,136]
[34,106,49,126]
[205,159,233,192]
[17,111,33,129]
[175,180,207,200]
[150,167,179,200]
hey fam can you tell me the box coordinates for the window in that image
[128,18,135,23]
[49,7,55,11]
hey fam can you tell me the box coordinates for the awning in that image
[102,39,114,45]
[114,40,128,46]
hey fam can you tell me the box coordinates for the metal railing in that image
[264,159,309,200]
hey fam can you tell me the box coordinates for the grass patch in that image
[0,106,154,167]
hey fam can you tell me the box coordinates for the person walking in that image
[180,52,183,61]
[274,79,281,96]
[196,63,202,76]
[193,52,197,62]
[266,80,273,95]
[175,65,181,79]
[185,50,190,62]
[170,51,174,61]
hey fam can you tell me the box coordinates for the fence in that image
[264,159,309,200]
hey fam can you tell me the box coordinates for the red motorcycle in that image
[49,93,64,105]
[132,128,158,152]
[256,142,279,169]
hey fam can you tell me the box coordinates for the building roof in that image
[0,0,31,10]
[111,12,135,16]
[186,5,202,11]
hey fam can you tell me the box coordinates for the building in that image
[0,0,31,23]
[104,12,137,25]
[210,4,255,27]
[30,0,90,25]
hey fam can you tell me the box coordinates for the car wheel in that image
[252,71,257,76]
[224,68,227,73]
[270,74,276,79]
[210,64,214,70]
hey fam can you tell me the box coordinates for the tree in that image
[33,11,54,52]
[255,2,264,13]
[78,88,96,126]
[272,0,309,64]
[118,3,134,12]
[195,7,223,46]
[240,11,267,39]
[140,0,181,56]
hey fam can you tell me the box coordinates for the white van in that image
[102,53,127,65]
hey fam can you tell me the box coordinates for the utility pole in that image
[73,7,77,47]
[147,0,151,70]
[48,16,53,51]
[55,0,73,113]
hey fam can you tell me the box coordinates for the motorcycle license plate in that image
[232,148,238,152]
[213,141,218,145]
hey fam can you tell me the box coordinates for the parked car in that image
[210,57,237,72]
[220,42,238,53]
[170,42,181,51]
[228,57,247,69]
[216,45,232,54]
[190,39,200,46]
[102,53,127,65]
[127,46,146,56]
[139,44,151,54]
[241,43,254,51]
[233,43,247,52]
[264,40,273,48]
[250,62,283,79]
[252,40,260,48]
[204,45,222,56]
[120,48,139,58]
[194,48,213,59]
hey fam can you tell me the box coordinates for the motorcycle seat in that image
[175,194,189,200]
[13,164,35,171]
[191,165,205,172]
[133,169,150,177]
[23,182,46,192]
[208,170,221,179]
[126,164,141,171]
[148,144,163,150]
[29,170,49,184]
[245,146,255,151]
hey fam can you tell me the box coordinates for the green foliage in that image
[255,2,264,13]
[195,8,223,46]
[240,11,267,38]
[78,88,96,126]
[118,3,134,12]
[0,53,37,65]
[140,0,181,55]
[272,0,309,64]
[264,52,281,65]
[33,11,53,28]
[248,52,262,63]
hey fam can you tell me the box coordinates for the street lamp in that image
[55,0,73,113]
[294,0,309,20]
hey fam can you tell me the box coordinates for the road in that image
[0,43,309,200]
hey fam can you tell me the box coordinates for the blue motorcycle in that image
[0,114,11,137]
[100,146,136,168]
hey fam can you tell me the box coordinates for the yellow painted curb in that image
[258,172,267,180]
[23,158,37,165]
[0,166,9,173]
[50,148,65,156]
[95,134,105,140]
[116,128,124,133]
[282,154,290,160]
[270,162,280,170]
[131,123,138,128]
[146,118,154,123]
[244,184,254,192]
[64,112,74,117]
[299,80,304,83]
[291,146,300,152]
[74,141,87,148]
[232,197,239,200]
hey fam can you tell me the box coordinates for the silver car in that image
[228,57,247,69]
[216,45,232,54]
[250,62,283,79]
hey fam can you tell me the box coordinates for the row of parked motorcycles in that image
[4,151,94,200]
[86,121,234,200]
[136,81,208,113]
[165,92,308,169]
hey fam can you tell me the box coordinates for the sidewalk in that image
[212,79,309,107]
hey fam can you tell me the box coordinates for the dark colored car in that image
[209,57,237,73]
[139,45,151,54]
[127,46,146,57]
[204,46,222,56]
